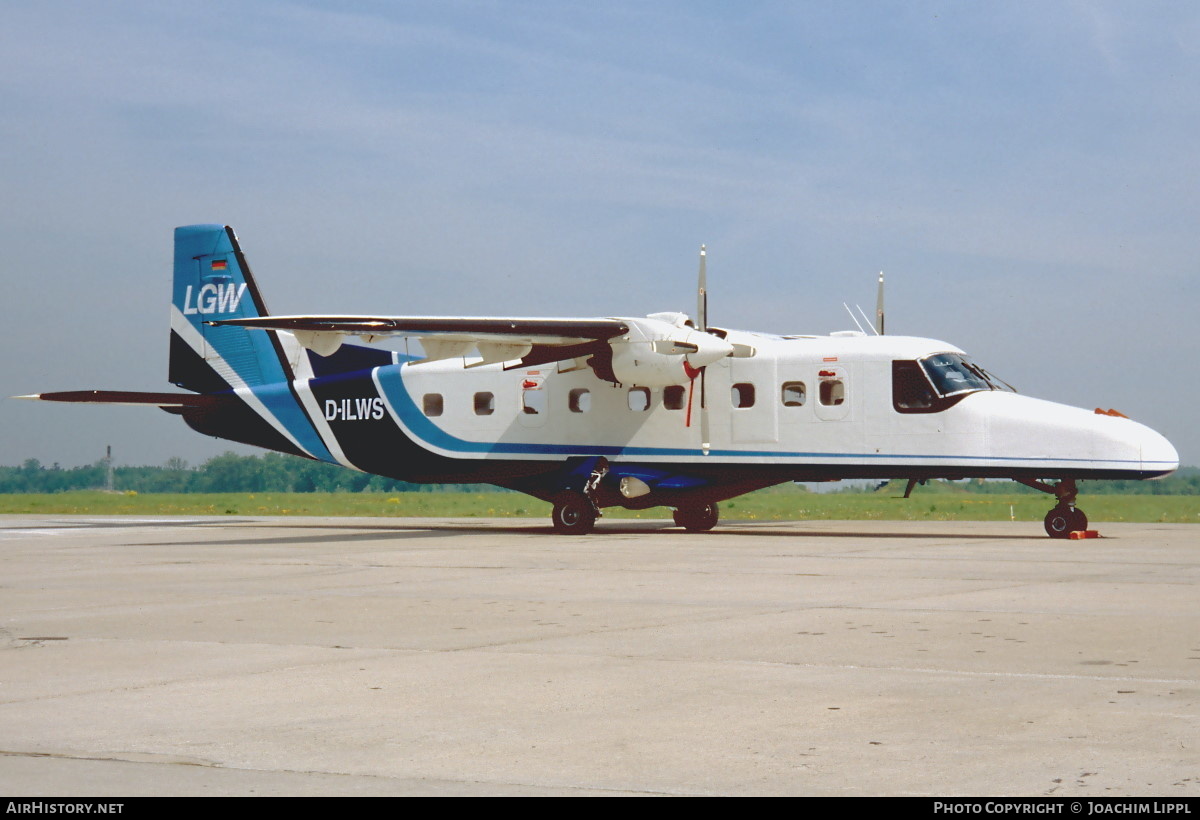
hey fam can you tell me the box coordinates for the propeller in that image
[684,245,712,455]
[875,270,885,335]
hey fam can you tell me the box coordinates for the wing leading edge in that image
[208,315,631,367]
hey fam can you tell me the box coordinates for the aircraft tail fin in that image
[169,224,285,393]
[167,224,348,461]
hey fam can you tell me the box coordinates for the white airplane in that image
[20,224,1179,537]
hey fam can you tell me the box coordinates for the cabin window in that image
[819,377,844,406]
[522,388,546,415]
[663,385,687,410]
[628,387,651,412]
[422,393,443,417]
[473,392,495,415]
[568,388,591,413]
[781,382,806,407]
[731,383,755,408]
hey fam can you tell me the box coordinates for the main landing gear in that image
[551,496,721,534]
[550,457,608,535]
[673,502,719,532]
[551,491,598,535]
[1017,478,1088,539]
[547,457,723,535]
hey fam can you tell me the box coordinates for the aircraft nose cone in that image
[1137,426,1179,475]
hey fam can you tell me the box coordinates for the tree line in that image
[0,452,489,494]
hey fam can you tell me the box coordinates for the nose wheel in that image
[1017,478,1091,539]
[1044,504,1088,539]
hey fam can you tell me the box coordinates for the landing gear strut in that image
[550,457,608,535]
[1017,478,1088,539]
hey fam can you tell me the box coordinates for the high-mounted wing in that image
[208,315,631,368]
[210,311,736,387]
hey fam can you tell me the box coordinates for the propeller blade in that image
[651,340,699,355]
[875,271,885,335]
[692,244,713,453]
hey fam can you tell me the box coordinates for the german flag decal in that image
[210,259,228,271]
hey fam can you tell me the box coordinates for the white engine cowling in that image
[606,317,734,387]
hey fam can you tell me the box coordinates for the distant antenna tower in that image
[105,445,114,492]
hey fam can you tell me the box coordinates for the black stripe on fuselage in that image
[307,343,396,379]
[304,368,560,484]
[169,330,229,394]
[167,328,311,459]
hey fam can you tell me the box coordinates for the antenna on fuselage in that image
[843,303,868,334]
[855,304,878,336]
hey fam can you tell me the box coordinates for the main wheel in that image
[1044,505,1087,538]
[673,502,719,532]
[551,492,597,535]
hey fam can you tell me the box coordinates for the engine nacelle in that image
[604,316,734,387]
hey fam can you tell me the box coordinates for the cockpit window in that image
[894,354,1015,414]
[921,353,991,396]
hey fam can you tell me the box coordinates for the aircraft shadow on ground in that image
[141,518,1045,544]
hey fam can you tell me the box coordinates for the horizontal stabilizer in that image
[13,390,216,408]
[208,315,630,345]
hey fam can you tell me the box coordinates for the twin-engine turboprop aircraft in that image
[20,224,1179,537]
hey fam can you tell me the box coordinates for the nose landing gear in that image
[1044,503,1088,538]
[1017,478,1088,539]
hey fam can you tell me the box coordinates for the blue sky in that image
[3,1,1197,468]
